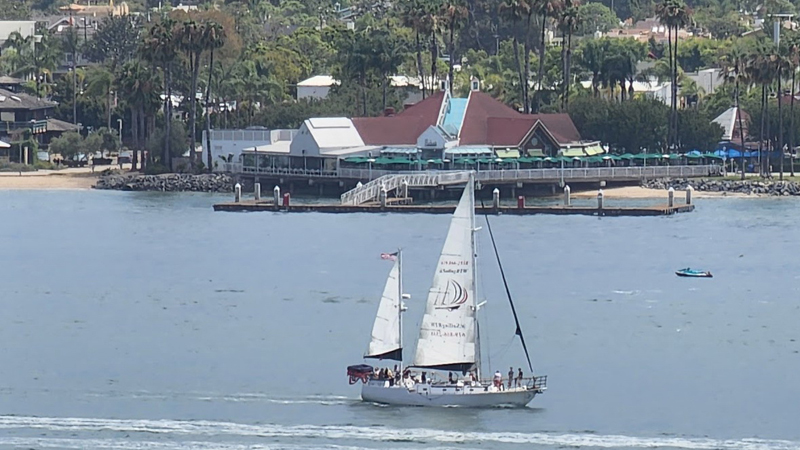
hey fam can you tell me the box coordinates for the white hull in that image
[360,380,539,407]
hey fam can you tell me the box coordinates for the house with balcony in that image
[0,88,77,162]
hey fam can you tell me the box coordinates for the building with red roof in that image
[236,79,600,172]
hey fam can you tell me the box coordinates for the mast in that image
[469,174,481,379]
[398,247,403,371]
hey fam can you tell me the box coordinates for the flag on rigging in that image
[380,252,398,261]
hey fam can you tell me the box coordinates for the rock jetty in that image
[95,172,234,192]
[643,177,800,196]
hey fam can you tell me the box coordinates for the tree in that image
[142,17,179,171]
[400,0,432,98]
[441,0,469,91]
[745,38,777,176]
[83,15,143,72]
[61,26,80,126]
[500,0,531,112]
[49,131,84,160]
[177,19,206,165]
[559,0,581,110]
[533,0,563,112]
[1,30,63,98]
[85,65,114,131]
[656,0,692,152]
[118,60,161,170]
[0,0,31,20]
[575,3,619,36]
[204,21,226,173]
[677,109,723,152]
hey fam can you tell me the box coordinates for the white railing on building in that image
[338,165,721,205]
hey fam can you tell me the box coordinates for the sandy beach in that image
[571,185,751,199]
[0,170,98,190]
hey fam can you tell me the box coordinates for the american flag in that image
[380,252,398,261]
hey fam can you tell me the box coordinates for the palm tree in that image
[61,26,80,125]
[533,0,562,112]
[142,17,179,170]
[720,39,750,180]
[372,28,407,111]
[558,0,580,111]
[203,21,225,173]
[580,38,607,96]
[746,39,777,176]
[401,0,431,98]
[85,65,114,130]
[441,0,468,92]
[422,6,443,91]
[785,32,800,177]
[118,60,161,170]
[2,30,62,99]
[500,0,531,111]
[178,19,205,165]
[655,0,691,152]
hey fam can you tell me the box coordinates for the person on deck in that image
[508,367,514,389]
[516,368,523,387]
[493,370,503,389]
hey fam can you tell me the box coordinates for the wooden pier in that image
[213,200,694,216]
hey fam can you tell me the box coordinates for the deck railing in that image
[237,164,721,183]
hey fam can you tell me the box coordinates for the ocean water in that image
[1,190,799,450]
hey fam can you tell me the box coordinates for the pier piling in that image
[597,189,604,210]
[254,183,261,201]
[564,185,571,206]
[668,187,674,207]
[686,185,693,205]
[273,185,280,205]
[234,183,241,203]
[492,188,500,211]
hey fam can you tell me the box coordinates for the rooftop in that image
[0,89,57,110]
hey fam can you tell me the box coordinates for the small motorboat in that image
[675,268,713,278]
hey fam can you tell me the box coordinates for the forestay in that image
[413,177,478,372]
[365,258,403,361]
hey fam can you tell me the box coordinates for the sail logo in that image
[434,279,469,308]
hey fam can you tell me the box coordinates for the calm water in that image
[1,190,799,450]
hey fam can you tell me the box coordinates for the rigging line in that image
[480,199,534,373]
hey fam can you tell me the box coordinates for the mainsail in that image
[365,255,403,361]
[413,176,478,373]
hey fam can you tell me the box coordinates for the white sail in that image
[365,257,402,360]
[413,176,477,370]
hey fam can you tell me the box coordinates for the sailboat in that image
[346,173,547,407]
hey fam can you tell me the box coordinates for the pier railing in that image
[238,165,721,184]
[338,165,720,205]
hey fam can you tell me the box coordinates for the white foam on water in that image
[83,391,354,405]
[0,437,471,450]
[1,416,799,450]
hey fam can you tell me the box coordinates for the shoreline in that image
[570,186,754,199]
[0,174,769,199]
[0,172,98,190]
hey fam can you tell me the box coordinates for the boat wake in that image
[79,391,354,405]
[1,416,799,450]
